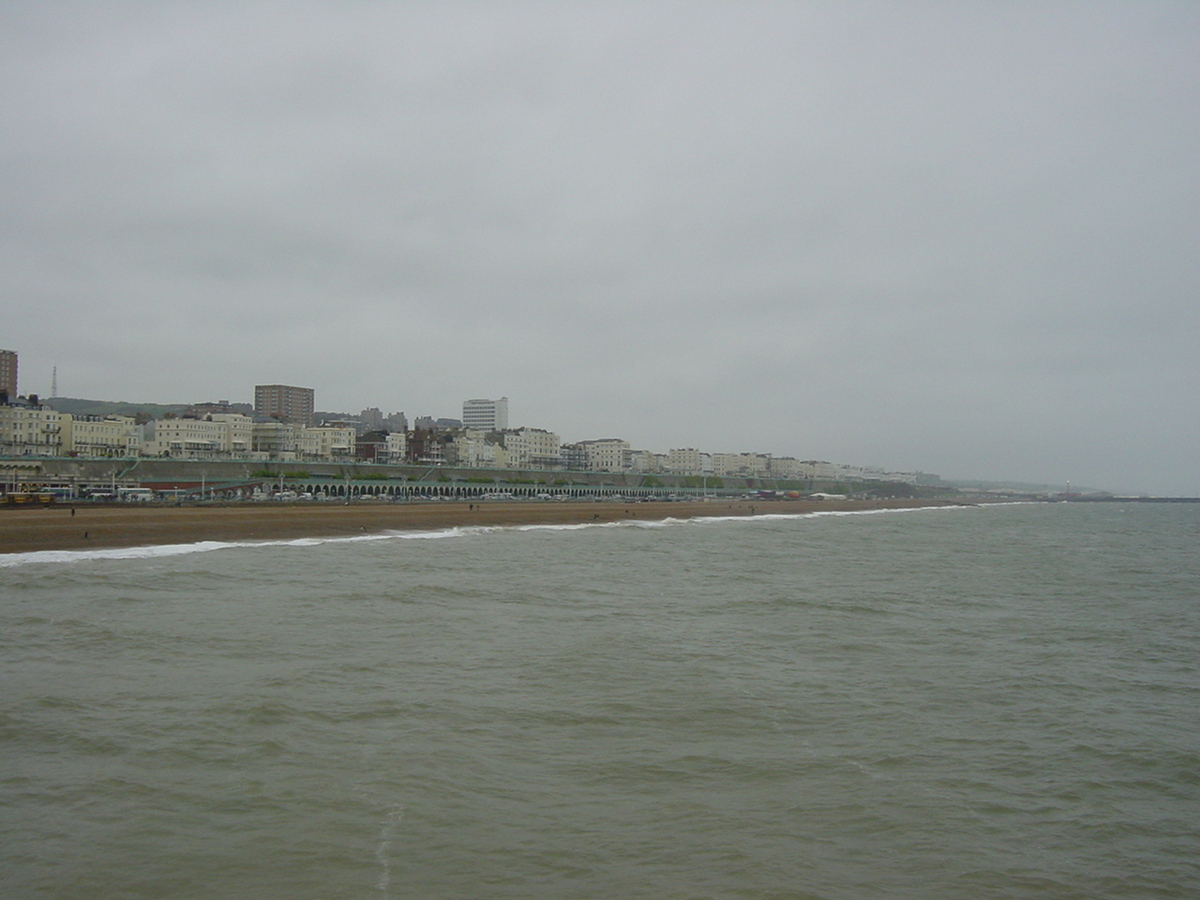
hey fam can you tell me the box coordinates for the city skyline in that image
[0,341,1187,496]
[2,348,941,485]
[3,4,1197,496]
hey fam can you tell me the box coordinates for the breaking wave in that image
[0,503,977,568]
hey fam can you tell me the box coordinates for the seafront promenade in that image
[0,497,960,555]
[2,457,874,502]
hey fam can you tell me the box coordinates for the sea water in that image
[2,502,1197,899]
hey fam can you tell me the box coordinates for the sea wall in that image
[3,456,816,499]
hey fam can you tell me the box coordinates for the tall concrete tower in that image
[0,349,16,396]
[255,384,315,426]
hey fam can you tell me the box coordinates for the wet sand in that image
[0,498,960,555]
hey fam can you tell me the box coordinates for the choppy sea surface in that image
[2,501,1198,899]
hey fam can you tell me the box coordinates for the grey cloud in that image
[2,1,1197,494]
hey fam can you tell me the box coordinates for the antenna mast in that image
[51,365,58,398]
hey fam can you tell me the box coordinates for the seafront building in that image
[628,449,664,473]
[0,349,937,484]
[462,397,509,431]
[0,395,936,484]
[144,414,254,458]
[62,415,140,458]
[448,428,505,469]
[575,439,631,473]
[297,425,355,462]
[0,396,933,484]
[0,349,17,396]
[128,413,354,463]
[666,448,703,476]
[243,420,354,462]
[0,394,62,456]
[770,457,801,479]
[255,384,315,427]
[499,427,561,469]
[251,420,297,458]
[384,431,408,465]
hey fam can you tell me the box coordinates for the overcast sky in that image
[2,2,1197,494]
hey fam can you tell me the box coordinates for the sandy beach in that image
[0,498,961,555]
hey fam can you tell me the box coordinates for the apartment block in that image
[0,349,16,396]
[462,397,508,431]
[255,384,314,426]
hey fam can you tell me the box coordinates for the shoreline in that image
[0,498,966,556]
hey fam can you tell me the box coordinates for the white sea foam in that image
[0,503,979,568]
[0,527,466,568]
[375,804,404,895]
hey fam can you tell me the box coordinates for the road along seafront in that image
[0,497,966,555]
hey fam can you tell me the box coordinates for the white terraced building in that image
[769,457,802,479]
[145,414,254,458]
[297,426,355,462]
[63,415,140,458]
[578,438,631,473]
[502,427,560,469]
[628,450,664,473]
[666,447,703,476]
[452,430,506,469]
[0,398,63,456]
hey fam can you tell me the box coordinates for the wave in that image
[0,527,467,568]
[0,503,981,568]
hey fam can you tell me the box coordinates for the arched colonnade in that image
[289,483,665,500]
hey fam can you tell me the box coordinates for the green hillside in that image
[44,397,188,419]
